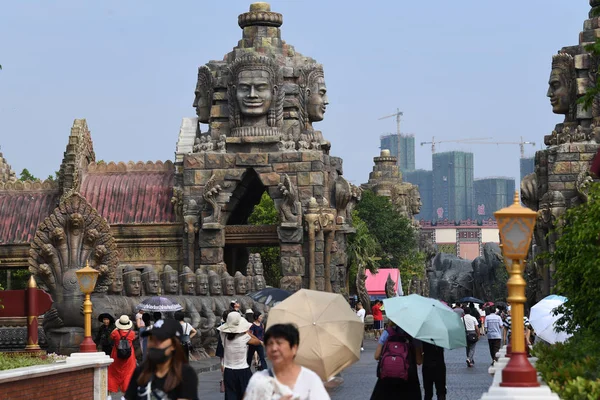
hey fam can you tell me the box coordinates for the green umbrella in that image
[383,294,466,349]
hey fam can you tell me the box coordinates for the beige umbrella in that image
[266,289,363,381]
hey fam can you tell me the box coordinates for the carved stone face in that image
[183,274,196,295]
[307,76,328,122]
[125,273,142,296]
[223,277,235,296]
[193,87,211,122]
[411,194,422,215]
[209,276,222,295]
[196,274,209,296]
[143,270,160,295]
[254,275,266,291]
[184,215,199,235]
[236,70,272,117]
[165,273,179,295]
[235,276,247,295]
[109,269,123,294]
[547,69,571,115]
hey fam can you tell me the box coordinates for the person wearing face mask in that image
[125,318,198,400]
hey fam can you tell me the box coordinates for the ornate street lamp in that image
[75,260,100,353]
[494,191,539,387]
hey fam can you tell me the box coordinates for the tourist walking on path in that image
[371,300,384,340]
[139,312,152,358]
[125,318,198,400]
[216,310,229,393]
[108,315,137,399]
[463,310,480,367]
[244,323,330,400]
[356,302,366,351]
[218,311,262,400]
[247,312,268,371]
[421,341,446,400]
[95,313,115,356]
[371,321,422,400]
[484,306,503,365]
[175,310,197,362]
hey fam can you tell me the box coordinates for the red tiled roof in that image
[0,190,60,244]
[79,161,176,224]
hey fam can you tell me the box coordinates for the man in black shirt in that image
[421,341,446,400]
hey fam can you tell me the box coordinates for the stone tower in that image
[175,3,358,294]
[521,0,600,299]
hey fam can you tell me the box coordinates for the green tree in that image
[347,211,381,294]
[247,192,281,288]
[19,168,38,182]
[355,190,424,293]
[549,183,600,335]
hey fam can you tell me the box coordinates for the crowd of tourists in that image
[95,299,331,400]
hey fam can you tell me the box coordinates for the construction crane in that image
[420,137,492,154]
[462,137,536,158]
[378,108,403,164]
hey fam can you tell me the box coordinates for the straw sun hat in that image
[115,315,133,330]
[218,311,252,334]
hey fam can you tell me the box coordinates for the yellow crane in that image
[420,137,492,154]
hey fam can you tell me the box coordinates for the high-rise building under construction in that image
[403,169,433,220]
[520,157,534,185]
[474,177,515,219]
[432,151,474,221]
[380,134,415,172]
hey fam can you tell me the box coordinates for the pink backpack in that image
[379,327,411,380]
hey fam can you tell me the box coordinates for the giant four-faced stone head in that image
[547,53,575,118]
[193,66,213,123]
[228,55,283,131]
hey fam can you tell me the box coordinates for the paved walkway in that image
[195,336,494,399]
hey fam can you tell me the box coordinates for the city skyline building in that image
[432,151,474,221]
[380,133,416,172]
[474,177,516,219]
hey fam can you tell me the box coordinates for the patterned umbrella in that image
[136,296,183,312]
[248,288,292,308]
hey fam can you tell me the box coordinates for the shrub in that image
[0,353,54,371]
[533,330,600,400]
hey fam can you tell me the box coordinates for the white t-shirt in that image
[221,332,251,370]
[246,366,330,400]
[356,309,366,323]
[463,314,479,331]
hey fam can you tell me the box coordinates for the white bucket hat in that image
[115,314,133,330]
[218,311,252,334]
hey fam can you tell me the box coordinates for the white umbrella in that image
[529,295,572,344]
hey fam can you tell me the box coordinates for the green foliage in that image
[0,353,53,371]
[533,330,600,400]
[247,192,279,225]
[19,168,38,182]
[355,190,424,294]
[549,183,600,334]
[248,192,281,287]
[347,211,382,294]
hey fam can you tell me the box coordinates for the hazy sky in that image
[0,1,591,185]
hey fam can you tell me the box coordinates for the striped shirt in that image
[503,315,531,338]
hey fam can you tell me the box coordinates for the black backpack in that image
[116,330,132,359]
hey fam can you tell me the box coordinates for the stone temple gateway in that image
[0,3,358,354]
